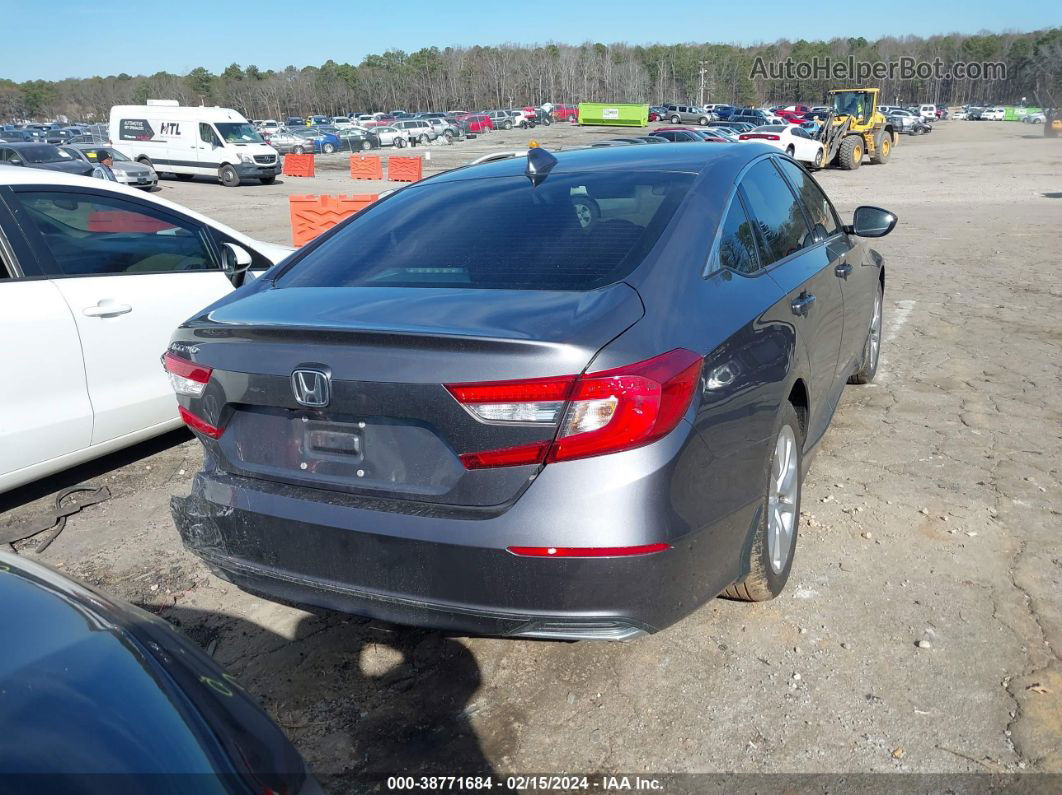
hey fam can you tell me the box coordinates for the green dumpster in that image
[578,103,649,127]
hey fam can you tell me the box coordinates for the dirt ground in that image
[3,119,1061,789]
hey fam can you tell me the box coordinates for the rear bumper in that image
[171,427,755,639]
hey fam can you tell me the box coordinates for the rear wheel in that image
[785,144,795,157]
[292,145,306,154]
[322,142,335,154]
[418,134,430,144]
[869,134,891,164]
[838,135,863,170]
[394,136,406,148]
[503,121,512,130]
[699,117,709,126]
[361,139,372,150]
[219,164,240,188]
[849,284,883,384]
[724,402,803,601]
[670,114,681,124]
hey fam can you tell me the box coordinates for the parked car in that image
[166,143,894,640]
[291,127,340,154]
[664,105,711,125]
[1022,111,1046,124]
[730,113,772,127]
[371,125,410,147]
[738,125,824,166]
[0,142,93,177]
[285,116,304,126]
[0,168,291,493]
[257,119,281,132]
[454,113,494,133]
[61,144,158,189]
[774,105,811,123]
[645,127,713,142]
[334,127,380,150]
[917,104,938,122]
[393,119,439,143]
[648,105,668,122]
[981,106,1006,121]
[886,109,919,134]
[264,127,310,154]
[484,110,515,130]
[550,103,580,122]
[0,551,321,792]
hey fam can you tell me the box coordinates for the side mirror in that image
[848,206,897,238]
[221,242,253,286]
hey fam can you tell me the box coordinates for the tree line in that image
[2,28,1059,122]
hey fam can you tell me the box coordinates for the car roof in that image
[428,140,774,185]
[2,141,58,149]
[0,168,283,253]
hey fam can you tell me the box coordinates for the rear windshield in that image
[277,171,695,291]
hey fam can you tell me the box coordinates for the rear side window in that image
[713,194,760,275]
[13,191,216,276]
[775,159,841,241]
[278,171,695,291]
[738,160,812,266]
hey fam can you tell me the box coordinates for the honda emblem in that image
[291,368,331,407]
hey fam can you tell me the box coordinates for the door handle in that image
[834,262,853,278]
[790,293,816,317]
[83,302,132,318]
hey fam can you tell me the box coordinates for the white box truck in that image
[110,100,281,186]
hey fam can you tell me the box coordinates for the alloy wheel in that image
[767,425,799,574]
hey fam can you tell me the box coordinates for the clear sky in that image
[4,0,1059,82]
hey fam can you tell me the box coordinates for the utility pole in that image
[698,61,708,107]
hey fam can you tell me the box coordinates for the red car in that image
[454,112,494,133]
[774,105,811,124]
[551,103,579,122]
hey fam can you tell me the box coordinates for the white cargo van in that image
[110,100,281,186]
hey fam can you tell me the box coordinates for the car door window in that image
[199,123,220,147]
[13,191,216,276]
[775,159,841,242]
[739,159,813,265]
[712,192,761,275]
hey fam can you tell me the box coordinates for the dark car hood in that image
[0,551,308,789]
[32,160,94,176]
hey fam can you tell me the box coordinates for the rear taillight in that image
[163,351,211,396]
[163,352,223,438]
[446,349,703,468]
[740,133,780,141]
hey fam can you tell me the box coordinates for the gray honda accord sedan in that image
[167,143,895,640]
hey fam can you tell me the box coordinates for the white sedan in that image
[0,168,292,493]
[738,125,824,166]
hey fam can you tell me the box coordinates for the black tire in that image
[698,116,709,126]
[137,156,154,171]
[418,134,429,144]
[849,283,883,384]
[785,144,795,157]
[503,121,512,130]
[292,145,306,154]
[361,139,372,151]
[394,137,406,148]
[322,142,335,154]
[542,117,552,126]
[259,175,276,185]
[670,114,681,124]
[176,173,195,181]
[838,135,863,170]
[724,401,803,601]
[219,164,240,188]
[869,133,891,164]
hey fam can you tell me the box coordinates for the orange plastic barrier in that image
[288,194,378,246]
[387,156,423,183]
[88,211,173,234]
[349,155,383,180]
[282,153,316,177]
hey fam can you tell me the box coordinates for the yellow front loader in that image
[815,88,897,169]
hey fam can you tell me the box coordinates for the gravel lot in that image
[3,120,1060,789]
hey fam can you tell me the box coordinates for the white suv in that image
[981,106,1006,121]
[0,168,291,493]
